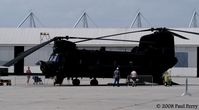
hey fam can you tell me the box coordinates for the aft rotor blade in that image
[75,28,151,43]
[169,28,199,36]
[3,38,55,67]
[169,31,189,40]
[69,37,139,43]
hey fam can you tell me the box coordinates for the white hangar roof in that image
[0,28,199,47]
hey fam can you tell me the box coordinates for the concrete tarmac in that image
[0,77,199,110]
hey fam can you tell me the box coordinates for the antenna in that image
[189,10,199,28]
[73,11,98,28]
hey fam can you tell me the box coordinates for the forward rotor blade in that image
[169,31,189,40]
[169,28,199,36]
[3,38,55,67]
[75,28,151,43]
[69,37,139,43]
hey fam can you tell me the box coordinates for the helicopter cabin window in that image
[49,54,59,62]
[175,52,188,67]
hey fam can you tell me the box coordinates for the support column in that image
[14,46,24,73]
[197,47,199,77]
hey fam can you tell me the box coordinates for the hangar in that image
[0,28,199,76]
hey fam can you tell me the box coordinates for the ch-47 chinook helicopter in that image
[2,27,199,86]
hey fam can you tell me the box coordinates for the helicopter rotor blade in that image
[69,37,139,43]
[168,28,199,36]
[169,31,189,40]
[150,27,189,40]
[75,28,152,43]
[3,38,56,67]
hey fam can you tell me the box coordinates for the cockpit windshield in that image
[49,53,58,62]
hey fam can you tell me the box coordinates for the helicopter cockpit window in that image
[49,54,59,62]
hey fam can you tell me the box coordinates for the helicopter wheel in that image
[72,79,80,86]
[90,78,98,86]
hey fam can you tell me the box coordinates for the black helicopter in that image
[2,27,199,85]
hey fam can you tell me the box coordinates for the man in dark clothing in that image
[113,67,120,87]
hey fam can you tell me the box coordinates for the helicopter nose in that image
[35,60,42,65]
[40,61,47,73]
[40,61,56,78]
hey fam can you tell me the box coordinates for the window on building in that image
[175,52,188,67]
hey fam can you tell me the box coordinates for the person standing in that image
[26,66,32,84]
[131,70,137,87]
[162,71,172,86]
[113,67,120,87]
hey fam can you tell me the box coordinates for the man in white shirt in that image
[131,70,137,86]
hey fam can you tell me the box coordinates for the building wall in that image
[0,45,197,68]
[0,46,14,65]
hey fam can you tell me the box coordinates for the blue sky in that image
[0,0,199,28]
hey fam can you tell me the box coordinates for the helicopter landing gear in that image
[54,76,64,86]
[72,78,80,86]
[90,78,98,86]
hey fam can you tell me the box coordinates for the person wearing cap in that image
[113,67,120,87]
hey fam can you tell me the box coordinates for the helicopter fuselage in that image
[40,31,178,85]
